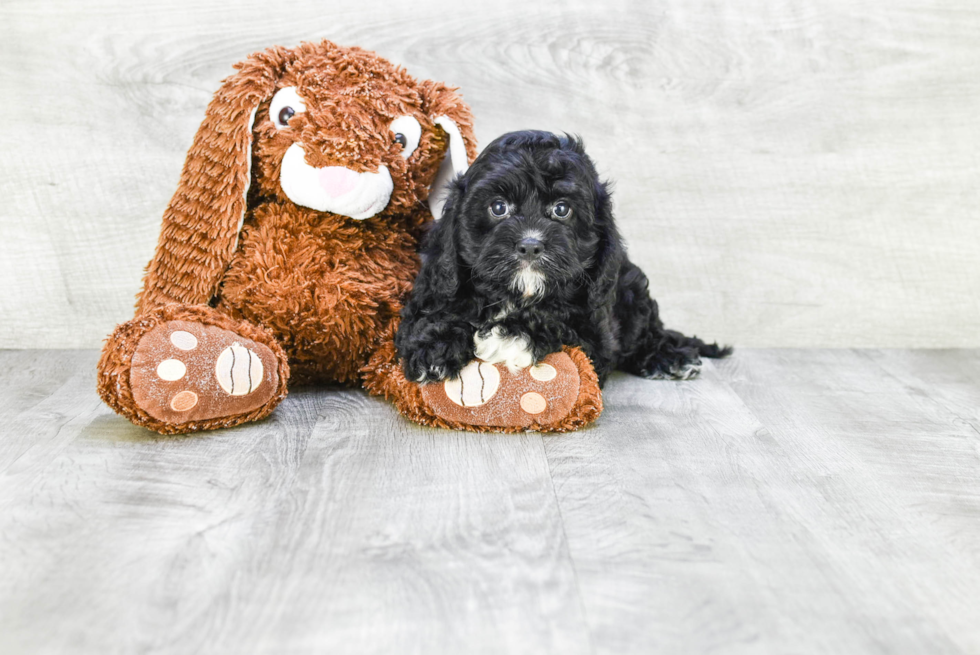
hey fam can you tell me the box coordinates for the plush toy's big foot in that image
[129,320,279,424]
[422,352,583,429]
[98,305,290,434]
[365,344,602,433]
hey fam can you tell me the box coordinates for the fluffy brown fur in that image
[98,41,481,434]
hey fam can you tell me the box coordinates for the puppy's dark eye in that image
[393,133,408,148]
[552,201,572,219]
[489,199,509,218]
[278,106,296,126]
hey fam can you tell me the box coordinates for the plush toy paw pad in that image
[214,344,265,395]
[156,359,187,381]
[421,351,581,429]
[443,361,501,407]
[170,390,199,412]
[129,320,279,426]
[528,363,557,382]
[519,392,547,415]
[169,330,198,350]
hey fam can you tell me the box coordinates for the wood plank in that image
[0,352,590,655]
[1,0,979,348]
[718,349,980,652]
[0,349,107,474]
[864,349,980,434]
[546,351,980,654]
[0,350,92,417]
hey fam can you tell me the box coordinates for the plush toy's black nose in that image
[516,238,544,260]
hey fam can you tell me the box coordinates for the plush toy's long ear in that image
[419,81,477,221]
[136,48,290,312]
[417,176,466,299]
[428,117,470,221]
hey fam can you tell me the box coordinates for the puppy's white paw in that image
[672,359,702,380]
[645,358,702,380]
[415,365,448,383]
[474,326,534,373]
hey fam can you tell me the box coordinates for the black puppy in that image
[397,130,730,386]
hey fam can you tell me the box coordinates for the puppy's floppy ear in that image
[137,46,292,312]
[586,180,625,312]
[418,80,478,221]
[416,176,466,300]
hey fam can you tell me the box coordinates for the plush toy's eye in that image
[270,87,307,130]
[489,199,510,218]
[389,116,421,158]
[551,201,572,219]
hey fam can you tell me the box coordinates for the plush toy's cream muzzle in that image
[280,144,395,220]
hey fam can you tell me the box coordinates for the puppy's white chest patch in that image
[512,267,546,298]
[474,326,534,373]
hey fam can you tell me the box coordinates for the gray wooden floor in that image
[1,349,978,654]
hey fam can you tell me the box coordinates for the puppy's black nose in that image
[516,238,544,260]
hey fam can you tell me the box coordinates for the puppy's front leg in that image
[397,317,476,383]
[473,319,570,374]
[473,326,536,374]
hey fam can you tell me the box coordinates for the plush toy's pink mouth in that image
[318,167,359,198]
[280,144,394,220]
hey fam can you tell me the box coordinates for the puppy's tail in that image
[669,330,733,359]
[696,340,733,359]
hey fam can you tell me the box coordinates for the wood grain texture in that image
[863,349,980,436]
[3,349,980,653]
[714,349,980,653]
[1,0,978,348]
[544,350,980,654]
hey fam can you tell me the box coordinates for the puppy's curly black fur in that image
[397,130,731,385]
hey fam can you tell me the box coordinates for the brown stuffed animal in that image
[98,40,602,435]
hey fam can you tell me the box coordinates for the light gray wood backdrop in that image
[1,0,978,349]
